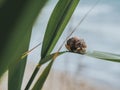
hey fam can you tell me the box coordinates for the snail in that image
[65,37,87,54]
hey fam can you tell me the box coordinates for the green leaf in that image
[64,50,120,63]
[0,0,5,6]
[24,51,65,90]
[39,51,66,65]
[8,26,32,90]
[31,51,66,90]
[32,60,54,90]
[0,0,48,77]
[41,50,120,63]
[85,50,120,62]
[8,58,27,90]
[0,0,48,90]
[41,0,80,58]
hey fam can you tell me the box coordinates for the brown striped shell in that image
[65,37,87,54]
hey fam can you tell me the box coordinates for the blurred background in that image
[1,0,120,90]
[27,0,120,90]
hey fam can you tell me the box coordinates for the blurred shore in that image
[0,61,116,90]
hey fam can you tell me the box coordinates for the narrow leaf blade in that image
[0,0,48,78]
[8,58,27,90]
[32,60,54,90]
[8,26,32,90]
[41,0,80,58]
[0,0,48,89]
[39,51,66,65]
[86,50,120,62]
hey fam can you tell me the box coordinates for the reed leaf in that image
[0,0,48,90]
[39,51,66,65]
[24,51,66,90]
[8,1,48,89]
[50,50,120,63]
[41,0,80,58]
[86,50,120,62]
[32,60,54,90]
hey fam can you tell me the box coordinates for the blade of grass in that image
[59,50,120,63]
[8,26,32,90]
[21,42,41,59]
[32,60,54,90]
[41,0,80,58]
[8,58,27,90]
[8,42,42,89]
[24,51,65,90]
[0,0,48,78]
[40,50,120,64]
[39,51,66,65]
[0,0,48,89]
[32,52,63,90]
[85,50,120,62]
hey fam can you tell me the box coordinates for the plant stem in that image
[25,51,66,89]
[25,63,41,90]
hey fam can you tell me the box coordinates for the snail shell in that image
[65,37,87,54]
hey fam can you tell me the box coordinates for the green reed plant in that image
[0,0,120,90]
[0,0,48,89]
